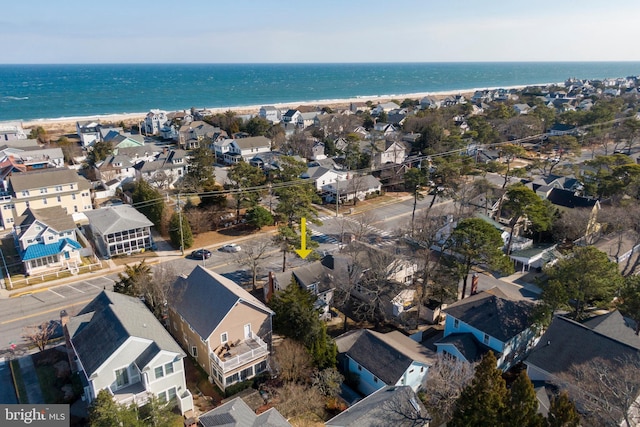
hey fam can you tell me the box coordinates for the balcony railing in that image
[210,335,268,372]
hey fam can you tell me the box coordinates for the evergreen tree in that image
[547,391,580,427]
[226,161,266,220]
[169,211,193,250]
[449,351,507,427]
[114,260,152,296]
[89,390,142,427]
[183,140,217,192]
[504,371,547,427]
[246,205,274,230]
[132,179,165,228]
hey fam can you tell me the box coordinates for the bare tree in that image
[236,238,273,290]
[272,339,312,383]
[346,211,378,242]
[557,354,640,427]
[183,207,211,234]
[311,367,343,398]
[423,354,476,424]
[23,321,57,352]
[271,382,325,421]
[552,207,599,245]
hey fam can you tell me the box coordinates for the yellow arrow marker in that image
[295,217,313,259]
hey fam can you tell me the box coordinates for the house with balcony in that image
[134,149,187,189]
[15,206,84,275]
[144,109,168,135]
[0,168,93,231]
[62,290,193,414]
[215,136,272,165]
[259,106,282,124]
[76,121,102,147]
[435,288,538,371]
[167,266,273,392]
[83,205,154,259]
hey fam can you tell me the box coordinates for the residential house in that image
[435,288,538,370]
[259,106,281,124]
[302,166,344,192]
[76,121,102,147]
[217,136,271,165]
[62,291,193,414]
[144,109,168,135]
[524,314,640,425]
[325,385,430,427]
[373,140,407,167]
[323,174,381,204]
[298,112,318,128]
[134,149,187,189]
[248,150,305,173]
[177,121,222,149]
[372,122,397,136]
[372,102,400,116]
[547,123,577,136]
[513,103,532,115]
[103,132,145,153]
[167,266,273,391]
[282,109,303,125]
[0,147,65,185]
[420,97,441,109]
[335,329,435,396]
[0,168,93,230]
[199,397,291,427]
[589,231,640,275]
[310,141,326,161]
[0,123,28,142]
[15,206,83,275]
[265,261,335,320]
[83,205,154,259]
[94,154,138,184]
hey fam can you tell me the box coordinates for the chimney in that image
[60,310,74,367]
[264,272,275,302]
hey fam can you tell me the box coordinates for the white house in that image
[282,109,302,125]
[259,106,281,124]
[217,136,271,164]
[76,121,102,147]
[62,291,193,414]
[143,110,168,135]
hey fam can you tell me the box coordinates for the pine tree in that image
[169,211,193,250]
[449,351,508,427]
[547,391,580,427]
[504,370,547,427]
[132,179,165,228]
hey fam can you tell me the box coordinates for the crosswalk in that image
[309,215,396,249]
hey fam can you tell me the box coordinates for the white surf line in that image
[48,289,65,298]
[67,285,85,293]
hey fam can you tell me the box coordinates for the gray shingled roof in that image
[525,316,640,376]
[84,205,153,235]
[325,386,430,427]
[582,310,640,350]
[335,330,435,385]
[169,266,273,339]
[435,333,493,363]
[443,290,535,342]
[199,397,291,427]
[9,168,91,192]
[18,206,76,232]
[68,291,184,377]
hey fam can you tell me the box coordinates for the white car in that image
[220,243,241,253]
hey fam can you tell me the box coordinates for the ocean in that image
[1,62,639,122]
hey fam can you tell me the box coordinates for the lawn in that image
[32,347,82,404]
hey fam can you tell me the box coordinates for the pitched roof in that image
[199,397,291,427]
[84,205,153,235]
[169,266,273,339]
[525,315,640,376]
[325,386,429,427]
[232,136,271,150]
[335,329,435,385]
[9,168,90,192]
[582,310,640,350]
[443,290,535,342]
[546,188,598,209]
[18,206,76,233]
[68,291,184,376]
[435,333,493,362]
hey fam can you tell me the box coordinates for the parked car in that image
[190,249,212,259]
[220,243,241,253]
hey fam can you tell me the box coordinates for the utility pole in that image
[0,247,11,290]
[177,192,184,256]
[335,178,339,217]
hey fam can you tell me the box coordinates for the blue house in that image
[435,288,538,370]
[335,329,436,397]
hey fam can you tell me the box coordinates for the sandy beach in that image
[14,85,529,136]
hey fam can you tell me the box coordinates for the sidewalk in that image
[18,354,44,403]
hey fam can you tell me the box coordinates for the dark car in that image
[190,249,212,259]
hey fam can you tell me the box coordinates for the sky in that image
[3,0,640,64]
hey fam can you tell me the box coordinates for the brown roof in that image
[9,168,90,192]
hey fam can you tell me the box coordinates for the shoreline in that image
[7,82,558,134]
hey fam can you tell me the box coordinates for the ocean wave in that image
[3,96,29,101]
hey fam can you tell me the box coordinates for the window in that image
[167,387,177,401]
[240,366,253,380]
[373,376,379,383]
[115,367,129,388]
[70,184,74,190]
[157,390,167,404]
[165,362,174,375]
[73,206,78,213]
[191,346,197,357]
[454,319,459,329]
[155,366,164,379]
[55,185,63,192]
[42,198,47,205]
[40,188,47,194]
[57,196,61,202]
[221,332,228,344]
[357,365,362,371]
[483,334,490,345]
[21,190,29,196]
